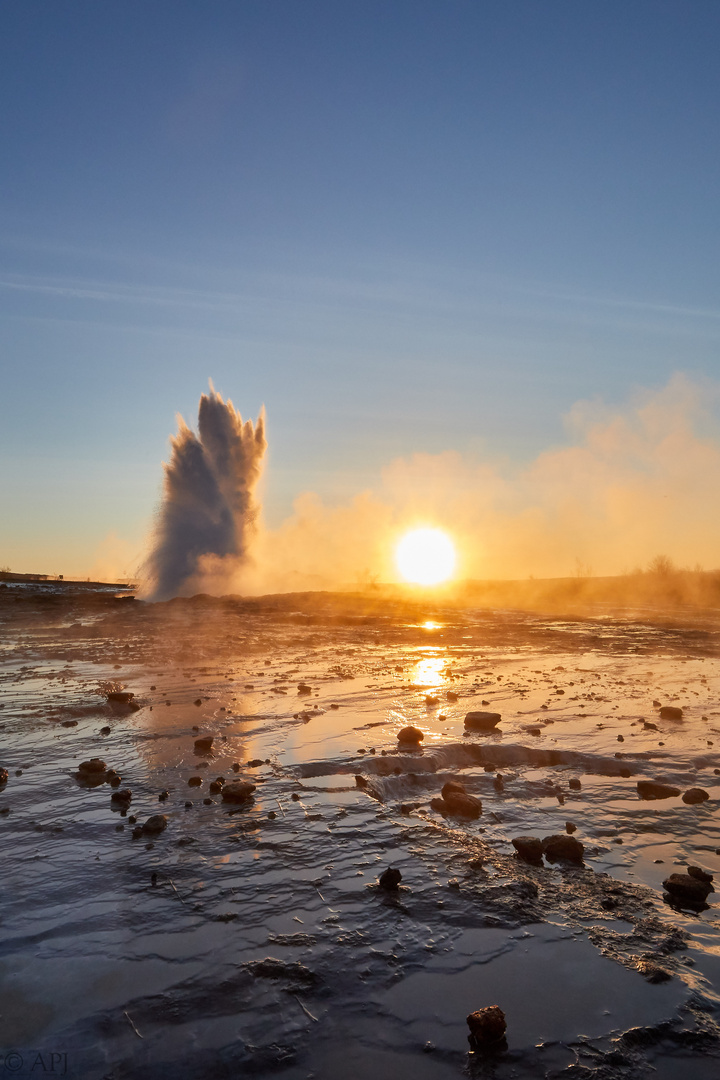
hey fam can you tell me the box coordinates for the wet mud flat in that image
[1,585,719,1079]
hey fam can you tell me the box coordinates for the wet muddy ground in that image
[1,584,719,1078]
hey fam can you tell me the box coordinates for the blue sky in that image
[1,1,719,577]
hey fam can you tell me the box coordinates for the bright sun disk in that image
[395,528,456,585]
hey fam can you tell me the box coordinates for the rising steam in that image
[143,388,266,600]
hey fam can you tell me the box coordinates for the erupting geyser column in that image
[143,388,266,600]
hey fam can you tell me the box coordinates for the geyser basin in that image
[0,585,718,1079]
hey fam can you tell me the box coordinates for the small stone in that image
[659,706,683,720]
[194,698,202,706]
[637,780,681,800]
[247,759,264,768]
[511,836,543,863]
[568,778,582,790]
[111,788,132,804]
[467,1005,506,1045]
[425,695,439,706]
[142,814,167,834]
[442,791,482,818]
[565,821,577,834]
[682,787,709,805]
[397,726,424,745]
[99,726,112,735]
[446,691,458,702]
[158,790,168,801]
[209,779,224,794]
[184,801,193,808]
[687,865,713,883]
[378,867,402,890]
[188,776,203,787]
[220,780,256,803]
[541,834,584,863]
[663,873,712,904]
[78,758,107,774]
[107,691,134,704]
[194,736,214,753]
[297,683,312,695]
[0,768,8,785]
[464,711,502,731]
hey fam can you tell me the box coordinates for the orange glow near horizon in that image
[395,527,456,585]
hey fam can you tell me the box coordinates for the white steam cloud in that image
[141,373,720,599]
[142,388,266,600]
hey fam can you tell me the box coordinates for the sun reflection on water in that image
[413,656,448,685]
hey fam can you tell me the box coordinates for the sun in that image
[395,528,456,585]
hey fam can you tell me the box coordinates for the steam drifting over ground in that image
[139,373,720,601]
[142,388,266,600]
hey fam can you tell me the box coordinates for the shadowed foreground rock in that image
[378,867,402,890]
[464,711,502,731]
[682,787,709,804]
[659,706,683,720]
[221,780,256,803]
[431,780,483,819]
[637,780,681,800]
[397,726,424,746]
[512,836,543,863]
[541,833,584,863]
[467,1005,507,1046]
[663,873,713,905]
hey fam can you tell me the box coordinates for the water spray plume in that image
[143,388,266,600]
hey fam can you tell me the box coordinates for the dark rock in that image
[541,834,584,863]
[221,780,256,803]
[194,698,202,706]
[397,725,424,745]
[188,776,203,787]
[643,721,659,731]
[443,791,482,818]
[682,787,709,804]
[565,821,577,834]
[687,865,713,884]
[141,814,167,834]
[464,711,502,731]
[467,1005,507,1045]
[297,683,312,695]
[78,758,107,774]
[652,699,661,707]
[0,768,8,785]
[441,780,466,798]
[378,867,402,890]
[511,836,543,863]
[106,691,134,704]
[659,706,683,720]
[194,736,214,753]
[447,691,459,702]
[663,873,712,904]
[99,726,112,735]
[247,759,265,768]
[209,779,224,794]
[158,790,168,801]
[425,695,439,706]
[637,780,681,800]
[61,720,77,727]
[355,775,368,788]
[111,788,132,804]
